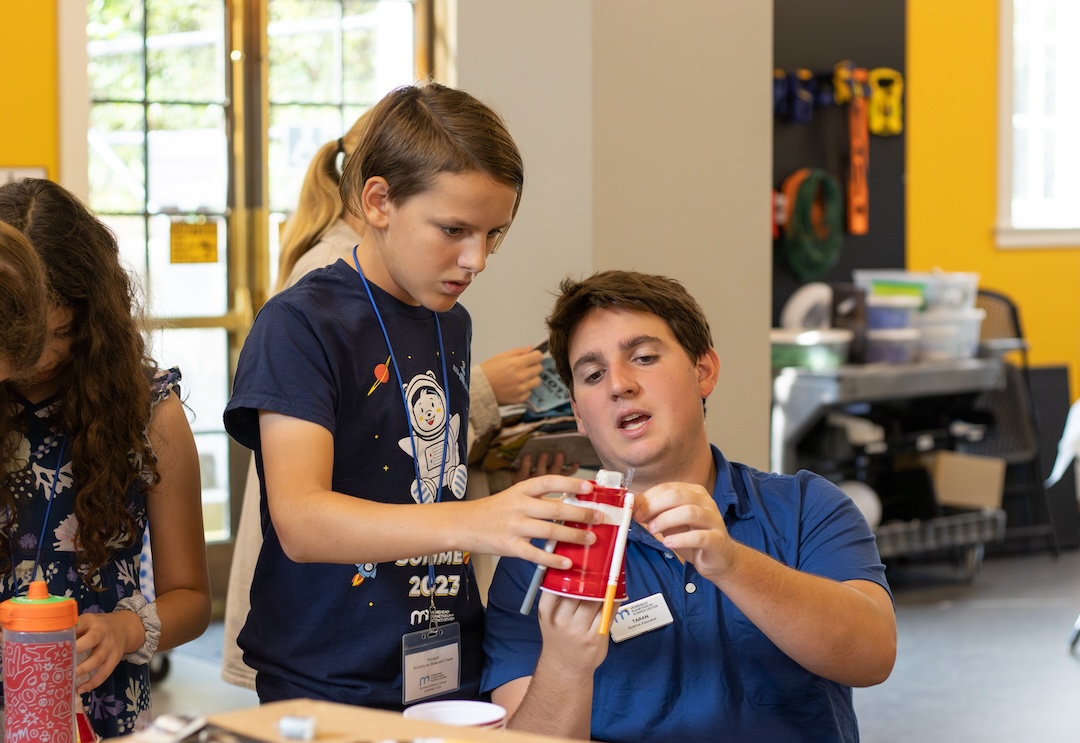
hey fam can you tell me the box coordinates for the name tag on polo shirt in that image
[609,592,674,643]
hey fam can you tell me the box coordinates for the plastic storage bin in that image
[913,308,986,361]
[853,269,979,312]
[864,328,921,364]
[770,328,853,371]
[866,294,921,330]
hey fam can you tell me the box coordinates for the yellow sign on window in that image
[169,220,219,264]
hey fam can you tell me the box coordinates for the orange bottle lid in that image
[0,580,78,632]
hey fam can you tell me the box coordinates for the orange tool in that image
[847,67,870,235]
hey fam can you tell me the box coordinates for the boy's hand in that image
[466,475,601,569]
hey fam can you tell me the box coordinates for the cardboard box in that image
[930,450,1006,510]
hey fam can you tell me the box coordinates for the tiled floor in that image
[153,548,1080,741]
[855,547,1080,743]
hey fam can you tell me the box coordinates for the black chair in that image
[955,289,1059,555]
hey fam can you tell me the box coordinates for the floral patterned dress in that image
[1,368,181,738]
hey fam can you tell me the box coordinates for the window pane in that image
[1014,37,1030,114]
[343,0,414,103]
[268,212,288,289]
[1013,126,1029,201]
[147,103,228,213]
[146,0,226,101]
[87,0,145,101]
[147,214,228,317]
[101,215,149,289]
[1009,0,1080,229]
[269,0,343,104]
[89,103,146,213]
[149,328,231,542]
[1042,128,1056,200]
[268,104,344,212]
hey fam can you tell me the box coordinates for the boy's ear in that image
[360,177,391,228]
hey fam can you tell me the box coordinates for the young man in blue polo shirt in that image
[481,270,897,743]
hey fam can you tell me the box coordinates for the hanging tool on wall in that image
[868,67,904,136]
[788,68,817,124]
[773,69,791,120]
[838,62,871,235]
[774,68,818,124]
[780,167,844,280]
[833,59,854,104]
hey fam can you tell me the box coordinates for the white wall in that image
[453,1,773,468]
[453,0,595,355]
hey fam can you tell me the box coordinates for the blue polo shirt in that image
[482,446,890,743]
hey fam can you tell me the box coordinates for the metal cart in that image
[873,507,1006,580]
[772,360,1009,578]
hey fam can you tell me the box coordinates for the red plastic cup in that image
[541,484,629,601]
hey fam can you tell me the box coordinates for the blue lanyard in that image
[33,435,67,587]
[352,246,451,597]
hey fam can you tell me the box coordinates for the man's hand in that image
[633,481,738,582]
[495,590,612,739]
[536,590,612,678]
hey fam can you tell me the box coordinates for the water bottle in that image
[0,580,78,743]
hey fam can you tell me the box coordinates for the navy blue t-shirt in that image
[224,259,484,710]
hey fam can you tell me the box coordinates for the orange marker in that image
[599,492,635,635]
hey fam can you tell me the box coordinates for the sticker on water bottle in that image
[3,641,75,743]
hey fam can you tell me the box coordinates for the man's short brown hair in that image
[546,270,713,393]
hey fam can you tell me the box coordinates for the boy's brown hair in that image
[340,82,525,253]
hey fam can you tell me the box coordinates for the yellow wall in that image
[908,1,1080,398]
[0,4,58,179]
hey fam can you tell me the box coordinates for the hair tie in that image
[337,137,345,155]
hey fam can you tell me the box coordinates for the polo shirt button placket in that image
[684,582,697,594]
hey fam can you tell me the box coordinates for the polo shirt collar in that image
[626,445,752,552]
[710,444,754,521]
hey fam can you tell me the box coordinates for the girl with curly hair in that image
[0,178,211,737]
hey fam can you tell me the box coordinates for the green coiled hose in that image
[783,168,844,281]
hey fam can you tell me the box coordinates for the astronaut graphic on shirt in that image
[399,371,468,504]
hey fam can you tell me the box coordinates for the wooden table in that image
[207,699,578,743]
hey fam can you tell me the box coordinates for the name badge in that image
[609,592,674,643]
[402,622,461,704]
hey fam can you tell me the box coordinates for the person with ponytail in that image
[223,83,590,707]
[222,103,556,690]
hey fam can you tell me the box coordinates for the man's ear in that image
[571,397,587,437]
[360,177,391,228]
[697,347,721,400]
